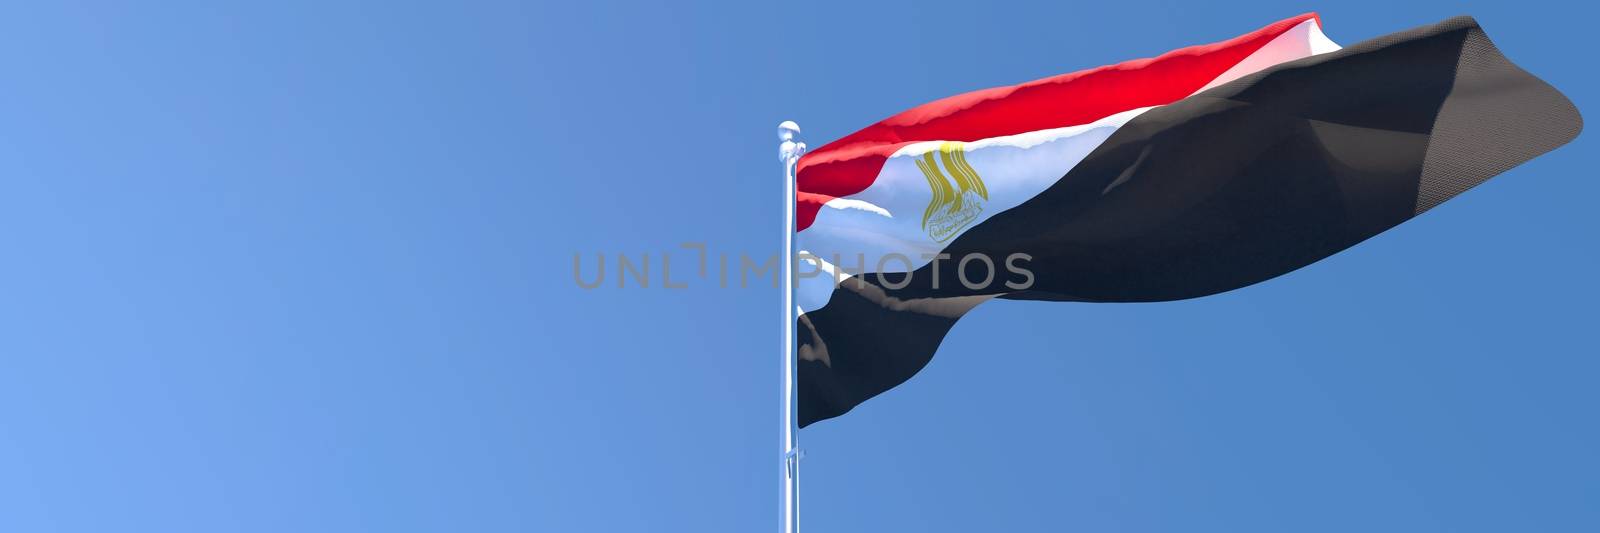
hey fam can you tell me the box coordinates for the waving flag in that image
[796,14,1581,427]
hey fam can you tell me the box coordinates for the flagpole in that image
[778,120,805,533]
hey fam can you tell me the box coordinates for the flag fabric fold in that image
[795,14,1581,428]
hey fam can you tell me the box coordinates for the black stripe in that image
[799,16,1581,428]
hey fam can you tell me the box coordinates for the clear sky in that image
[0,1,1595,531]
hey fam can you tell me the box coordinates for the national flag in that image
[795,14,1581,427]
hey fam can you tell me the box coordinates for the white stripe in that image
[797,108,1146,313]
[1193,19,1341,94]
[797,20,1341,314]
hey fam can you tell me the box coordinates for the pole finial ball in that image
[778,121,801,142]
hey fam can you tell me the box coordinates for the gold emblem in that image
[914,142,989,242]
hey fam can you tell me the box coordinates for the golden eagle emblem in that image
[914,141,989,242]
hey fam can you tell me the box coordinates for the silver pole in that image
[778,121,805,533]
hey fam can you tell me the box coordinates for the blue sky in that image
[0,1,1595,531]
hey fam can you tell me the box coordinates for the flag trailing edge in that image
[795,14,1582,427]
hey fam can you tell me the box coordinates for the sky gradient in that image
[0,1,1595,531]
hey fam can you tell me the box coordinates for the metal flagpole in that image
[778,121,805,533]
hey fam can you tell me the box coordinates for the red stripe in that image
[796,13,1320,231]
